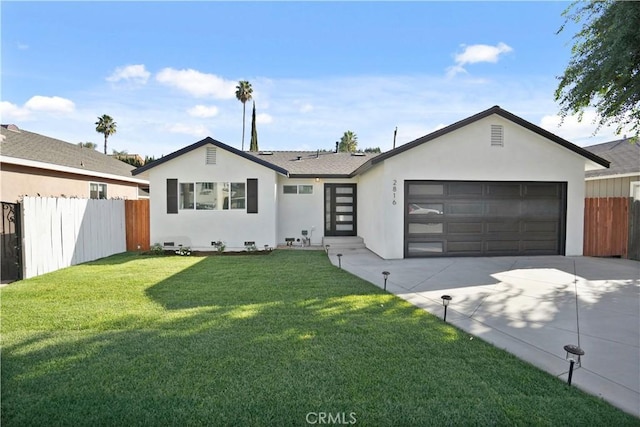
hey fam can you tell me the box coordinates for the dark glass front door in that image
[325,184,357,236]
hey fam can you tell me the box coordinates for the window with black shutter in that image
[167,179,178,214]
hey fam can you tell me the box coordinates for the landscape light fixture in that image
[382,271,390,291]
[441,295,452,322]
[337,253,343,269]
[563,344,585,385]
[325,244,330,254]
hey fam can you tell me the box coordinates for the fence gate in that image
[1,202,22,283]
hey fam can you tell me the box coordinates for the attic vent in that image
[206,147,217,164]
[491,125,504,147]
[259,151,273,155]
[351,152,365,156]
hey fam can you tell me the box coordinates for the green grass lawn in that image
[2,251,637,426]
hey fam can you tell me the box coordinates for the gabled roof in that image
[1,125,145,183]
[353,106,610,176]
[132,137,375,177]
[583,138,640,178]
[244,150,378,177]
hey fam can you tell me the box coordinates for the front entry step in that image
[322,236,366,252]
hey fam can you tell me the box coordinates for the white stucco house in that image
[132,106,609,259]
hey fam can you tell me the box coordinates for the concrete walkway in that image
[328,249,640,417]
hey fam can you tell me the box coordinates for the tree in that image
[78,142,97,150]
[364,147,381,153]
[235,81,253,151]
[555,1,640,138]
[338,131,358,153]
[249,101,259,152]
[95,114,117,154]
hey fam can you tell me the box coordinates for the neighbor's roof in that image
[353,105,610,176]
[132,136,377,177]
[583,138,640,179]
[0,125,147,183]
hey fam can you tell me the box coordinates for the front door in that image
[324,184,357,236]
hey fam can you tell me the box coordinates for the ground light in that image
[337,253,342,269]
[325,244,330,254]
[564,344,585,385]
[441,295,452,322]
[382,271,390,291]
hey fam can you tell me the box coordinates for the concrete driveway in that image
[328,250,640,417]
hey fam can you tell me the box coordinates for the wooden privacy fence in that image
[22,197,126,279]
[583,197,639,259]
[125,199,150,251]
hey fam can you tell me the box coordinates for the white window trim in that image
[179,181,246,211]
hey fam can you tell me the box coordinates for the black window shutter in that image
[167,179,178,214]
[247,179,258,214]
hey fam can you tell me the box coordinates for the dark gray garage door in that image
[404,181,566,257]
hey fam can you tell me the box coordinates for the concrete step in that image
[322,236,366,251]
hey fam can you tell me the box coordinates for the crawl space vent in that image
[491,125,504,147]
[206,147,217,164]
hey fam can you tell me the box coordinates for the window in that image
[90,183,107,199]
[180,183,194,209]
[283,184,314,194]
[179,181,245,211]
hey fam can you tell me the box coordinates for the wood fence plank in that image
[583,197,630,258]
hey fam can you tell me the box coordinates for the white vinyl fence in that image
[22,197,126,279]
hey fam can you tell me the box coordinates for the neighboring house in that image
[583,138,640,200]
[133,106,609,259]
[0,125,149,203]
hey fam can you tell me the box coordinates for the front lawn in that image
[1,251,637,426]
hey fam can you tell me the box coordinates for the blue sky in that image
[1,1,625,158]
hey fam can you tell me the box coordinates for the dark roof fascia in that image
[132,137,289,176]
[288,174,354,179]
[355,106,609,173]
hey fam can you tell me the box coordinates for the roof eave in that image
[132,137,289,176]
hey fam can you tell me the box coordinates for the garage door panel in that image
[448,241,483,253]
[486,183,522,197]
[408,222,444,234]
[524,221,558,233]
[448,222,483,234]
[486,240,521,252]
[525,183,561,197]
[405,181,566,257]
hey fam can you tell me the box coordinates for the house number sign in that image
[392,179,397,205]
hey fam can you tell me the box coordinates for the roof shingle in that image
[1,125,137,178]
[584,138,640,178]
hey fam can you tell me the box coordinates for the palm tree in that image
[338,131,358,153]
[95,114,117,154]
[235,81,253,151]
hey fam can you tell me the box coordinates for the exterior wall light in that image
[337,253,342,269]
[441,295,452,322]
[382,271,390,291]
[564,344,585,385]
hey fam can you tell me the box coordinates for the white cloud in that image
[106,64,150,84]
[0,101,31,120]
[187,105,219,118]
[447,42,513,78]
[539,110,629,146]
[256,113,273,124]
[300,103,314,113]
[166,123,210,137]
[17,42,29,50]
[156,68,236,99]
[24,96,75,113]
